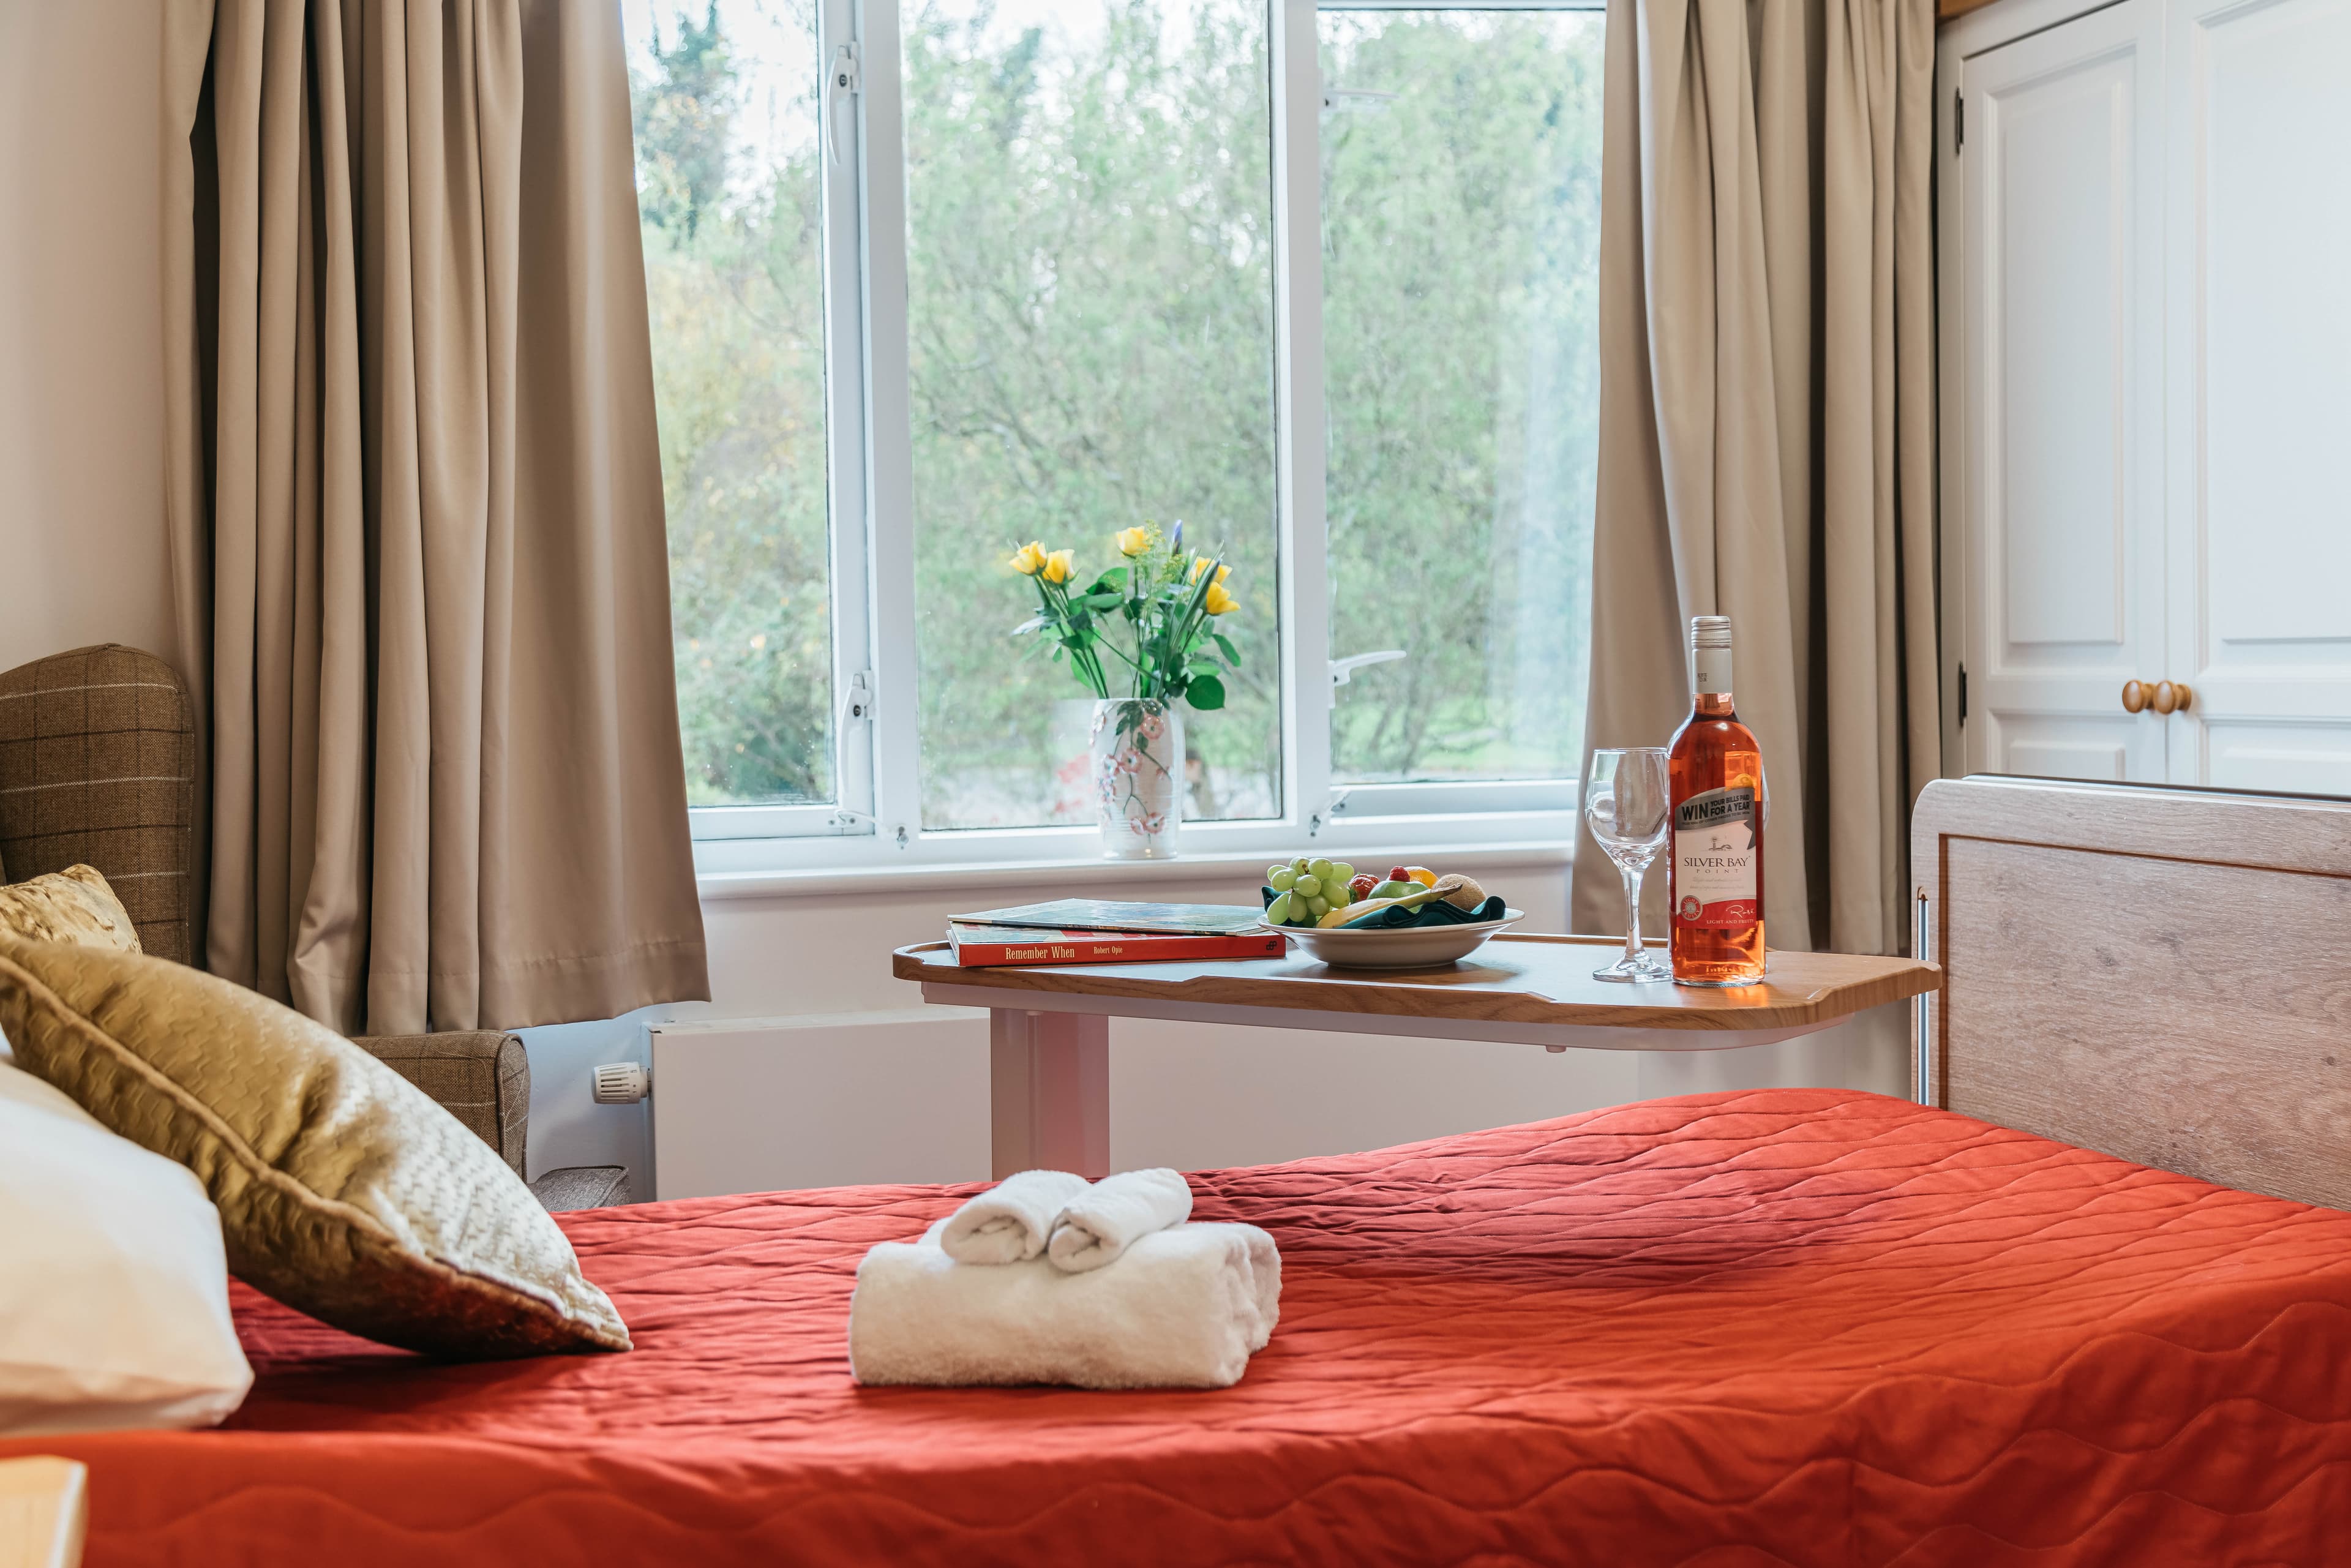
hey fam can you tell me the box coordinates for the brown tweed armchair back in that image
[0,644,197,963]
[0,646,534,1180]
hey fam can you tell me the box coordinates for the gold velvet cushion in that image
[0,866,141,953]
[0,935,628,1359]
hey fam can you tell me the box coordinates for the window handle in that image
[1321,85,1400,114]
[1330,650,1406,688]
[827,43,861,168]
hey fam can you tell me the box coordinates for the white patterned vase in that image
[1089,698,1184,860]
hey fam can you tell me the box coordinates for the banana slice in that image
[1327,874,1478,927]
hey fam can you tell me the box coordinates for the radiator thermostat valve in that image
[591,1062,652,1105]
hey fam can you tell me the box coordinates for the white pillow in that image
[0,1060,253,1435]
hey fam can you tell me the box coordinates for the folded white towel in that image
[939,1169,1094,1265]
[850,1221,1281,1390]
[1047,1166,1193,1274]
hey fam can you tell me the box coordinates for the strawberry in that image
[1386,866,1410,884]
[1348,873,1376,901]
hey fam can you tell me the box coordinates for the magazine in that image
[948,898,1270,937]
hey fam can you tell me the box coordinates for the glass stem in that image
[1621,863,1644,966]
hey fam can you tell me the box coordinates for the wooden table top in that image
[894,933,1937,1034]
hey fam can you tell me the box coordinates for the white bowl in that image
[1270,911,1524,970]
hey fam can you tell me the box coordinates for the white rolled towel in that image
[938,1169,1093,1265]
[850,1221,1280,1390]
[1047,1166,1193,1274]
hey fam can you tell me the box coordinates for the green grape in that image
[1330,861,1355,885]
[1292,874,1320,898]
[1292,855,1311,874]
[1269,867,1297,891]
[1265,891,1291,925]
[1308,858,1335,882]
[1307,895,1330,917]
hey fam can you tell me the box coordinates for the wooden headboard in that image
[1912,775,2351,1210]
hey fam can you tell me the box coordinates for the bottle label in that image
[1693,646,1732,696]
[1673,785,1759,928]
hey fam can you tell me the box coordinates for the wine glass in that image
[1584,748,1671,981]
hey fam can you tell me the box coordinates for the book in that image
[948,898,1270,937]
[948,925,1288,968]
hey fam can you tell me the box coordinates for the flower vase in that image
[1089,698,1183,860]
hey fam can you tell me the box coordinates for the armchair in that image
[0,645,624,1207]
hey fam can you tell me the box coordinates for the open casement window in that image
[624,0,1605,874]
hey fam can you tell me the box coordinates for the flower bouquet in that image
[1008,522,1242,859]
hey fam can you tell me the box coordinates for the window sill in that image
[695,837,1572,902]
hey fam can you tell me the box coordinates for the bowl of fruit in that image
[1260,858,1521,969]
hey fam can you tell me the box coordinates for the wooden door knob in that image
[2151,680,2192,715]
[2121,679,2148,714]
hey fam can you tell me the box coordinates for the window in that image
[625,1,1604,872]
[1321,9,1602,794]
[629,3,842,815]
[902,1,1282,831]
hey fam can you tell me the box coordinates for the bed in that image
[7,776,2350,1565]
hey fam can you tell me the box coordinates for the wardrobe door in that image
[2164,0,2351,792]
[1956,0,2169,784]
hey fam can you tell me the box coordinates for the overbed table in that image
[892,934,1938,1177]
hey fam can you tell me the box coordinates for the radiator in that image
[647,1008,991,1200]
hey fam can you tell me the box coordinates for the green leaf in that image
[1011,615,1050,636]
[1185,673,1226,711]
[1082,591,1123,610]
[1212,632,1240,666]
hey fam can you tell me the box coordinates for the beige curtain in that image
[1573,0,1938,958]
[160,0,709,1033]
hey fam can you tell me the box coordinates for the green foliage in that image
[634,6,736,240]
[634,7,833,806]
[902,2,1281,828]
[1321,13,1603,783]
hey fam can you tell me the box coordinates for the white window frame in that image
[689,0,1602,880]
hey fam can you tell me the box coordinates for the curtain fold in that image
[1574,0,1937,958]
[162,0,709,1033]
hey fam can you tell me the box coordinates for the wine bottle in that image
[1667,615,1766,985]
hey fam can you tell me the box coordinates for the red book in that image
[947,925,1286,968]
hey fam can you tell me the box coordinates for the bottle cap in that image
[1690,615,1731,650]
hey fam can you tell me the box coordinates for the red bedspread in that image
[12,1089,2351,1566]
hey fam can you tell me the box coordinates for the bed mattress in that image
[11,1087,2351,1566]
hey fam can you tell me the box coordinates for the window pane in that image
[903,1,1281,831]
[627,1,836,806]
[1321,10,1603,784]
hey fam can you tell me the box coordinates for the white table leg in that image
[0,1455,87,1568]
[990,1007,1110,1179]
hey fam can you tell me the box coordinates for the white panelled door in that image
[2163,0,2351,792]
[1957,0,2170,784]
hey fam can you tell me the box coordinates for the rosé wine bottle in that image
[1667,616,1765,985]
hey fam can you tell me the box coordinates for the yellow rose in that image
[1188,557,1232,587]
[1043,547,1076,584]
[1116,526,1152,557]
[1204,582,1239,617]
[1008,541,1047,576]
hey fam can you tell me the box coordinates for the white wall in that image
[0,0,180,672]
